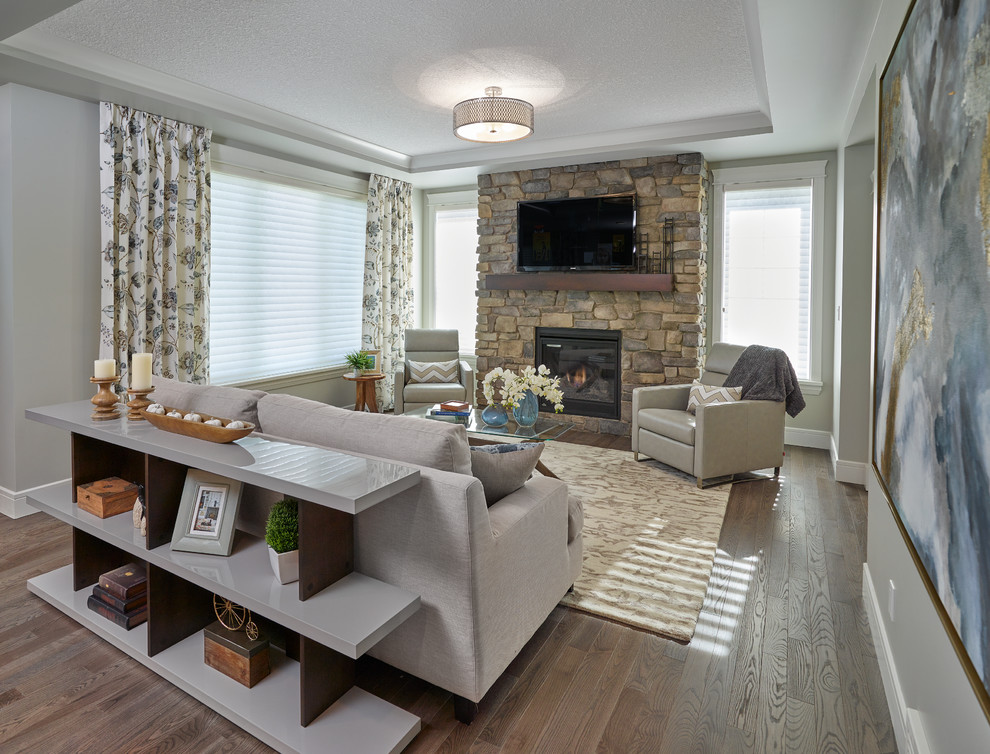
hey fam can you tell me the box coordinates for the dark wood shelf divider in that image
[484,272,672,291]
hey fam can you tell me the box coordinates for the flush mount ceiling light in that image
[453,86,534,143]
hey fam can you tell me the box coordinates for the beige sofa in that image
[149,378,581,722]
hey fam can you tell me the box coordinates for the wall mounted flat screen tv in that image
[517,194,637,271]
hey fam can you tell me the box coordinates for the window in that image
[427,192,479,355]
[712,161,826,386]
[209,170,366,384]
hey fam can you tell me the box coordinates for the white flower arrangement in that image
[482,365,565,413]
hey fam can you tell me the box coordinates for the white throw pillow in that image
[408,359,459,384]
[686,383,742,414]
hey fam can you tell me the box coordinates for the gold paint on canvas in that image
[881,268,935,479]
[982,118,990,268]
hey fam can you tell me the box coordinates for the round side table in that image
[342,372,385,412]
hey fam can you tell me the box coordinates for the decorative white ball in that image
[166,411,183,418]
[184,413,203,422]
[226,420,247,429]
[204,418,223,426]
[147,403,166,415]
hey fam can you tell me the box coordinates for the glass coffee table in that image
[404,406,573,441]
[404,406,574,478]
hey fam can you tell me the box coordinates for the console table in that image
[25,400,423,753]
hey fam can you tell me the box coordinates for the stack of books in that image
[87,562,148,630]
[427,401,472,423]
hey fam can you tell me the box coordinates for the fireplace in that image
[536,328,621,420]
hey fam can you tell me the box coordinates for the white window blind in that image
[209,171,366,384]
[721,182,813,379]
[434,207,479,354]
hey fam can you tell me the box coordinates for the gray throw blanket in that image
[723,345,806,417]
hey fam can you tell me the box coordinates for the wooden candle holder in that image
[90,376,121,421]
[125,386,155,421]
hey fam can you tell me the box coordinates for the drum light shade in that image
[453,86,534,143]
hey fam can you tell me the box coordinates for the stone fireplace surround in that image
[474,153,712,435]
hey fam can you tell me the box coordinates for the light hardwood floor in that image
[0,437,896,753]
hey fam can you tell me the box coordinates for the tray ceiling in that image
[0,0,880,177]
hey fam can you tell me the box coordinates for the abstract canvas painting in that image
[874,0,990,713]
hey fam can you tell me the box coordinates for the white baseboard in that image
[1,484,38,518]
[829,435,868,485]
[834,459,868,485]
[0,479,67,519]
[784,426,832,449]
[863,563,932,754]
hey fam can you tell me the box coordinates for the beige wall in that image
[832,140,875,474]
[0,84,100,515]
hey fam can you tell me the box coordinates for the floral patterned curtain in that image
[362,174,414,411]
[99,102,211,387]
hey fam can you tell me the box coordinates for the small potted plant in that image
[265,497,299,584]
[344,350,375,375]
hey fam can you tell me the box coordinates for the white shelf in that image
[28,567,420,754]
[28,481,419,658]
[26,401,421,514]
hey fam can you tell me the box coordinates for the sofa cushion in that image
[149,376,266,426]
[567,494,583,544]
[257,393,472,475]
[637,408,696,445]
[408,359,459,384]
[402,382,467,405]
[686,383,742,414]
[470,442,544,505]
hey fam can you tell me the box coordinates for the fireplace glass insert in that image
[536,327,621,420]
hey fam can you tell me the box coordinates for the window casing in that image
[712,161,827,389]
[425,191,479,356]
[209,168,367,385]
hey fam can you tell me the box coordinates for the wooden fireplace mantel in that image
[484,273,672,292]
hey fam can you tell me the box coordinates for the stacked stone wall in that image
[475,154,710,435]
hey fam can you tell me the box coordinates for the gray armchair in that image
[393,329,474,414]
[631,342,785,488]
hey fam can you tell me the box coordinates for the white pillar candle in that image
[94,359,116,379]
[131,353,153,390]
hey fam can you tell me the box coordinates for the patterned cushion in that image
[470,442,545,506]
[686,383,742,414]
[408,358,459,384]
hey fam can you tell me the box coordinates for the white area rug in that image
[539,442,731,643]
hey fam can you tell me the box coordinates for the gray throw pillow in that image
[470,442,545,506]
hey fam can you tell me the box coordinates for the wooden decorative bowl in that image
[141,405,255,443]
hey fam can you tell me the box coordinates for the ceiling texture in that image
[0,0,881,186]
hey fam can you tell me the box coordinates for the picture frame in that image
[366,349,382,375]
[171,470,242,556]
[874,0,990,721]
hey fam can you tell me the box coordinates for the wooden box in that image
[76,477,140,518]
[204,621,270,688]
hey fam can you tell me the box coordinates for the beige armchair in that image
[631,342,785,488]
[393,329,473,414]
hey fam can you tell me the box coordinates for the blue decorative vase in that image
[512,389,539,427]
[481,403,508,427]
